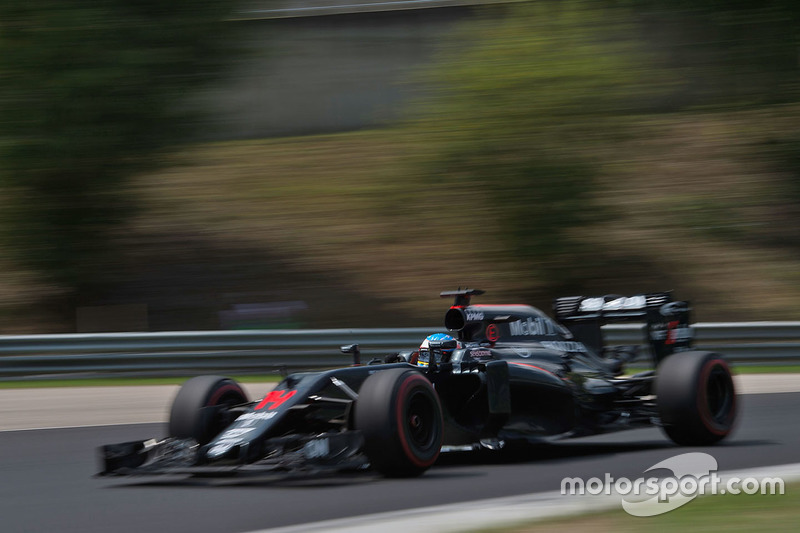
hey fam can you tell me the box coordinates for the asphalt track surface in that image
[1,388,798,533]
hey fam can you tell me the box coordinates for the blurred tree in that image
[631,0,800,108]
[629,0,800,248]
[0,1,236,301]
[411,1,671,287]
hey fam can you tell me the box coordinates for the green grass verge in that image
[732,365,800,374]
[477,483,798,533]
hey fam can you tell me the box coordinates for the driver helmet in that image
[417,333,460,368]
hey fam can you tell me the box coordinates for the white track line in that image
[252,462,800,533]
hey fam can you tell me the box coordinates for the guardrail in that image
[238,0,517,20]
[605,322,800,366]
[0,322,798,381]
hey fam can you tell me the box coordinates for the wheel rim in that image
[206,387,245,437]
[405,390,437,451]
[705,365,734,425]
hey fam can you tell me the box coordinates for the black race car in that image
[98,289,737,478]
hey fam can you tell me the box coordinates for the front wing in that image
[98,431,367,477]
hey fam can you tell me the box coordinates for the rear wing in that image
[553,293,692,364]
[440,289,485,307]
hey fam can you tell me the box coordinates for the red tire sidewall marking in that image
[394,374,441,468]
[208,383,243,407]
[697,359,735,435]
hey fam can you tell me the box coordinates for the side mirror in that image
[428,339,457,351]
[340,344,361,366]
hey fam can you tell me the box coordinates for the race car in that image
[98,289,737,478]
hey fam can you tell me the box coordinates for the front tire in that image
[168,376,248,445]
[355,368,443,477]
[656,351,737,446]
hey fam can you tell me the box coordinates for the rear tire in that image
[168,376,248,445]
[656,351,736,446]
[355,368,443,477]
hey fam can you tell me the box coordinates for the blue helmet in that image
[417,333,459,368]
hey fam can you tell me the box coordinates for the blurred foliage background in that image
[1,0,799,332]
[0,0,235,326]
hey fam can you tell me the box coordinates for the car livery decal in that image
[508,317,559,337]
[486,324,500,342]
[255,389,297,410]
[539,341,587,353]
